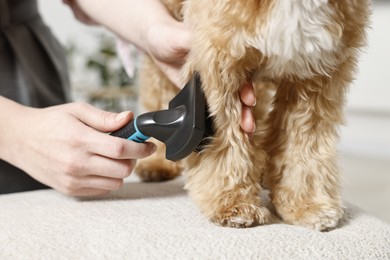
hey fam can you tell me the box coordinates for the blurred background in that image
[38,0,389,223]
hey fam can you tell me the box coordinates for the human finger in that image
[57,174,123,196]
[69,102,134,133]
[77,175,124,191]
[240,105,256,134]
[64,188,111,197]
[85,132,157,160]
[239,81,256,107]
[76,155,135,179]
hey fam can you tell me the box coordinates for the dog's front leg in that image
[180,29,270,228]
[183,79,271,228]
[262,75,348,231]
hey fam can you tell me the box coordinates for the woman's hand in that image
[239,81,256,134]
[63,0,98,25]
[145,21,190,88]
[145,21,256,135]
[0,99,156,196]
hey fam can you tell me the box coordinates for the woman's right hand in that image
[0,99,156,196]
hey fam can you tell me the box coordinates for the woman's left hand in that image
[145,21,256,135]
[63,0,98,25]
[239,81,256,134]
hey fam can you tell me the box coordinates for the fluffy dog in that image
[135,0,371,231]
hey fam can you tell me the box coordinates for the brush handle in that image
[110,118,150,143]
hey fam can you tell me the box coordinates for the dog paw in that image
[135,160,181,182]
[278,203,344,231]
[211,205,271,228]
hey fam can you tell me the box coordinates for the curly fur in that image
[136,0,371,230]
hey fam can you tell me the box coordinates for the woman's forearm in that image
[74,0,177,51]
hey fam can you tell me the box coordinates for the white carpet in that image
[1,176,389,259]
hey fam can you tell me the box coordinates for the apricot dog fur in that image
[136,0,370,230]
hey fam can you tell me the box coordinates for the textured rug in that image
[1,175,389,259]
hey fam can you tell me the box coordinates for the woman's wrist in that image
[0,97,29,161]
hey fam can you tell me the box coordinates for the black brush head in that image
[110,73,211,161]
[165,74,205,161]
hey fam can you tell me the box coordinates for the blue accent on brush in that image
[127,117,150,143]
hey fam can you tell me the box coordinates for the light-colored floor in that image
[341,154,390,224]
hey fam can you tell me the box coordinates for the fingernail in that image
[253,99,257,107]
[116,111,129,121]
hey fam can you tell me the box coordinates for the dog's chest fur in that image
[161,0,364,80]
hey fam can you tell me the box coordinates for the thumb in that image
[175,27,190,52]
[70,103,134,132]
